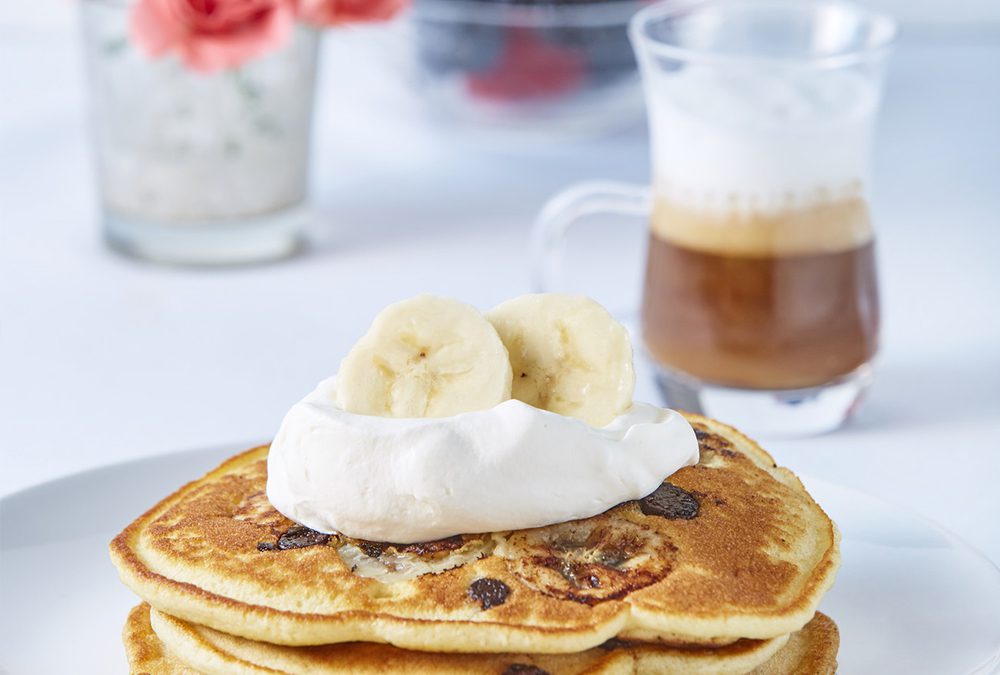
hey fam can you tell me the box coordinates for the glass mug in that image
[533,0,896,436]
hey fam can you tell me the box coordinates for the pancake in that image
[110,415,839,653]
[123,604,197,675]
[124,603,837,674]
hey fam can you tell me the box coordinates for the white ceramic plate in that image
[1,447,999,674]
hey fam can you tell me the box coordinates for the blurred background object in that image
[80,0,405,266]
[82,1,318,264]
[407,0,647,137]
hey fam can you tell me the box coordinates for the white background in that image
[1,0,999,573]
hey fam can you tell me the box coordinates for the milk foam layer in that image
[645,67,879,256]
[649,67,877,205]
[267,377,699,544]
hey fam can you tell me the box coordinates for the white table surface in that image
[1,5,999,575]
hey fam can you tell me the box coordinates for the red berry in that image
[466,27,586,101]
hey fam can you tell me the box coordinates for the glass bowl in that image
[407,0,649,138]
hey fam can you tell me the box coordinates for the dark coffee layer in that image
[642,233,879,389]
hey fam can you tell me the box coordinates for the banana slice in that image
[487,294,634,427]
[337,295,512,418]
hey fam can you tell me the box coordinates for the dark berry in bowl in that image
[412,0,643,103]
[466,27,587,101]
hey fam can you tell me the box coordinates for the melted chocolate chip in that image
[469,577,510,610]
[357,540,387,558]
[256,541,275,552]
[694,427,738,457]
[597,546,630,568]
[403,535,465,555]
[503,665,549,675]
[545,559,602,591]
[598,638,633,651]
[355,535,466,558]
[639,482,700,520]
[277,525,330,550]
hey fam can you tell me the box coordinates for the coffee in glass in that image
[532,0,895,436]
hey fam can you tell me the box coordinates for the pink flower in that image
[295,0,408,27]
[129,0,296,73]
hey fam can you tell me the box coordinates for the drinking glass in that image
[81,0,319,265]
[533,0,896,436]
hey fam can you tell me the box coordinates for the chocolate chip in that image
[256,541,275,551]
[503,665,549,675]
[639,482,700,520]
[468,577,510,610]
[277,525,330,550]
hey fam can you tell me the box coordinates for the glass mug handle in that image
[530,181,652,292]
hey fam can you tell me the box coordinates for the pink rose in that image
[129,0,296,73]
[295,0,408,27]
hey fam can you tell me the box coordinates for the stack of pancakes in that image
[112,415,841,674]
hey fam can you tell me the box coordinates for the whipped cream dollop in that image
[267,377,699,544]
